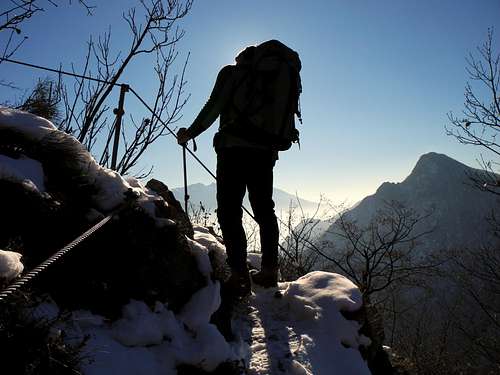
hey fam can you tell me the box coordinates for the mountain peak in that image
[416,152,460,166]
[408,152,468,181]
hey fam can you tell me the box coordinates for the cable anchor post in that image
[111,84,130,171]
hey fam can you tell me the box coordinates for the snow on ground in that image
[193,229,370,374]
[63,228,234,375]
[69,299,233,375]
[0,213,371,374]
[0,250,24,282]
[0,154,46,193]
[233,272,371,375]
[69,228,370,375]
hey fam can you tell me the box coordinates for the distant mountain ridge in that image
[320,152,499,253]
[171,183,319,214]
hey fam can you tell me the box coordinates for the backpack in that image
[228,40,302,151]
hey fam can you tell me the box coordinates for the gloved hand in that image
[177,127,191,145]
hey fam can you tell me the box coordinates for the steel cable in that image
[0,214,113,303]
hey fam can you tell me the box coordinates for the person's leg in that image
[247,150,279,285]
[216,148,248,274]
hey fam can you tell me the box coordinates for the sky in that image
[0,0,499,203]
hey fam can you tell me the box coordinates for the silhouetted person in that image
[178,40,302,297]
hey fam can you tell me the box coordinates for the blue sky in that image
[1,0,499,203]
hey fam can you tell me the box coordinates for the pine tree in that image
[20,78,61,122]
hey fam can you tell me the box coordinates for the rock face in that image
[0,120,206,318]
[146,178,194,239]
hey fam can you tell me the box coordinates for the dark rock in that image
[37,197,206,319]
[0,126,207,318]
[147,178,194,239]
[0,178,90,269]
[341,296,407,375]
[0,293,85,375]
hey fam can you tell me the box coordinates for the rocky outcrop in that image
[0,120,206,318]
[146,178,194,239]
[38,196,206,318]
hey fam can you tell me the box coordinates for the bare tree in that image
[436,29,500,373]
[273,198,436,297]
[389,243,500,374]
[282,200,435,300]
[446,29,500,195]
[0,1,93,62]
[448,246,500,369]
[0,1,93,90]
[188,201,219,233]
[278,197,325,280]
[390,290,478,375]
[55,0,192,176]
[2,1,191,177]
[326,201,435,297]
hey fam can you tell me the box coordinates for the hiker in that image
[177,39,302,296]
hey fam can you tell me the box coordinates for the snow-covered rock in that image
[0,106,169,215]
[0,106,56,140]
[71,229,236,375]
[0,249,24,283]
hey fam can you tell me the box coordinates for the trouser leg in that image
[216,149,248,272]
[247,152,279,270]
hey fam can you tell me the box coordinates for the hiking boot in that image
[224,269,251,299]
[250,267,279,288]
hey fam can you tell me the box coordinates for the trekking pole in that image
[182,143,189,214]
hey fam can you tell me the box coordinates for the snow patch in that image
[193,226,228,268]
[15,225,370,375]
[74,298,234,374]
[0,106,56,140]
[68,234,235,374]
[178,280,221,329]
[284,271,362,313]
[186,236,214,278]
[111,300,169,347]
[0,154,46,192]
[29,300,60,322]
[0,250,24,282]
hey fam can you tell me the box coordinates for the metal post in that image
[111,84,130,170]
[182,144,190,214]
